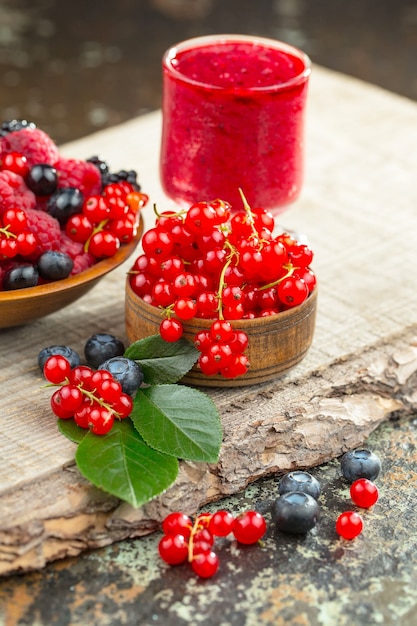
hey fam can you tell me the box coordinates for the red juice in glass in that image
[160,35,311,213]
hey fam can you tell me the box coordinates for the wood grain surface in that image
[1,66,417,576]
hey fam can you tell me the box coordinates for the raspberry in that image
[58,232,95,275]
[55,157,102,197]
[1,128,59,167]
[25,208,61,259]
[0,171,36,214]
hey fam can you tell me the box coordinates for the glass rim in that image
[162,34,312,93]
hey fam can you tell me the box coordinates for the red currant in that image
[191,551,219,578]
[0,152,29,177]
[142,227,174,259]
[173,297,197,320]
[43,355,72,384]
[162,512,193,538]
[208,510,235,537]
[87,405,114,435]
[88,231,120,258]
[160,318,183,342]
[335,511,363,540]
[233,511,266,544]
[277,276,309,307]
[158,534,189,565]
[349,479,379,508]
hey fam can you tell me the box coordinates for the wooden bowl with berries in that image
[0,119,148,328]
[125,197,318,387]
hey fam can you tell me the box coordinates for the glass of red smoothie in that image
[160,34,311,214]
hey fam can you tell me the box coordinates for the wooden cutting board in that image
[1,67,417,576]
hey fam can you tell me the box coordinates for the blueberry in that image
[278,471,321,500]
[38,345,81,371]
[37,251,74,281]
[341,449,381,483]
[3,264,39,290]
[98,357,143,396]
[271,491,320,534]
[47,187,84,225]
[25,164,58,196]
[84,333,125,369]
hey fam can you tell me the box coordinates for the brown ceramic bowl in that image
[125,277,317,387]
[0,216,143,329]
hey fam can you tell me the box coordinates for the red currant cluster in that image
[0,207,37,258]
[65,182,148,258]
[129,194,316,379]
[335,478,379,540]
[43,354,133,435]
[158,509,267,578]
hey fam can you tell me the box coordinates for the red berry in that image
[208,510,235,537]
[173,272,196,297]
[277,276,309,307]
[158,534,189,565]
[82,195,109,223]
[191,551,219,578]
[160,318,183,342]
[184,202,217,235]
[111,393,133,419]
[173,297,197,320]
[162,512,193,538]
[96,377,123,404]
[209,320,233,343]
[43,355,72,384]
[65,214,94,243]
[0,152,29,177]
[233,511,266,544]
[88,231,120,258]
[335,511,363,540]
[142,227,174,259]
[350,479,379,508]
[87,405,114,435]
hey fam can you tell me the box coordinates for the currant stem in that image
[0,225,17,239]
[152,203,185,220]
[84,218,109,252]
[258,263,298,291]
[216,240,239,320]
[187,514,212,562]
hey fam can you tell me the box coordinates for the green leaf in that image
[75,419,178,508]
[131,384,222,463]
[124,335,199,385]
[58,419,87,444]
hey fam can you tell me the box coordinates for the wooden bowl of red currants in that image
[0,216,143,329]
[125,199,318,387]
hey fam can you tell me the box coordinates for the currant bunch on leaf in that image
[129,190,316,379]
[158,509,266,578]
[43,354,134,435]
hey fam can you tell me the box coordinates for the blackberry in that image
[25,164,58,196]
[0,119,36,137]
[102,169,141,191]
[341,449,381,483]
[278,471,321,500]
[86,155,109,178]
[98,356,144,395]
[38,345,81,371]
[3,264,39,290]
[84,333,125,369]
[271,491,320,534]
[37,251,74,281]
[47,187,84,225]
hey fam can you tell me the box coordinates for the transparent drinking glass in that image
[160,34,311,214]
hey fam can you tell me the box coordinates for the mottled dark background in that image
[0,0,416,145]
